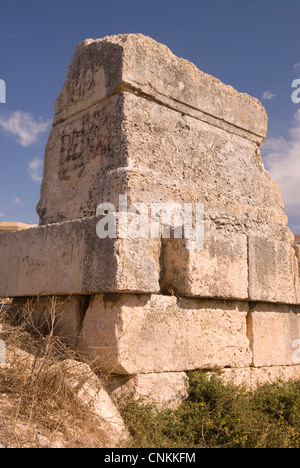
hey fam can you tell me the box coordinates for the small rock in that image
[36,433,50,447]
[49,440,63,449]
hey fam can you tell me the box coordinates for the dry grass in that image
[2,298,300,449]
[0,299,115,448]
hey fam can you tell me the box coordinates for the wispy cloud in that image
[0,111,50,147]
[261,90,276,101]
[14,197,21,205]
[0,212,4,218]
[293,62,300,70]
[28,158,43,183]
[261,110,300,217]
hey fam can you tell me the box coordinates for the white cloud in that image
[261,90,276,101]
[14,197,21,205]
[0,212,4,218]
[261,110,300,217]
[28,158,43,183]
[0,111,50,147]
[293,62,300,70]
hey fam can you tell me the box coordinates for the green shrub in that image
[120,372,300,448]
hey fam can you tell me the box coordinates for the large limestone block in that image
[37,94,128,225]
[77,294,252,374]
[108,372,189,410]
[38,91,289,249]
[54,34,267,144]
[37,34,291,262]
[248,303,300,367]
[51,360,129,446]
[248,237,300,304]
[161,225,248,300]
[121,93,287,241]
[0,217,160,297]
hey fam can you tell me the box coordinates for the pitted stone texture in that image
[52,359,129,445]
[37,94,127,225]
[0,217,160,297]
[248,303,300,367]
[162,225,248,300]
[121,94,287,241]
[248,237,300,304]
[77,294,252,374]
[38,91,289,249]
[108,372,189,410]
[54,34,267,144]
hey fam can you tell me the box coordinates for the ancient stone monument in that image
[1,34,300,404]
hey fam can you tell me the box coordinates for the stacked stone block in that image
[0,34,300,405]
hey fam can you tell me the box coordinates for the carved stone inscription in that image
[59,109,111,170]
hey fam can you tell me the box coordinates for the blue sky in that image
[0,0,300,232]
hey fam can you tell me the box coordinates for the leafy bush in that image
[120,371,300,448]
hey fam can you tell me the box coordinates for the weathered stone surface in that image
[248,303,300,367]
[162,225,248,300]
[248,237,300,304]
[108,372,189,410]
[54,34,267,144]
[2,34,300,395]
[212,365,300,391]
[36,35,294,314]
[121,93,287,242]
[37,94,128,225]
[77,294,252,374]
[50,359,129,446]
[0,217,160,297]
[38,92,289,248]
